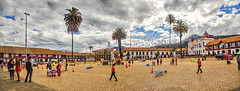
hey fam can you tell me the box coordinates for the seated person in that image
[152,61,155,66]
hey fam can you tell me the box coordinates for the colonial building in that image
[176,48,188,57]
[119,47,175,60]
[92,48,115,61]
[0,46,92,61]
[188,31,214,56]
[205,35,240,55]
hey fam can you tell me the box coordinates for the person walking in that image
[171,58,174,65]
[15,59,22,81]
[157,58,159,65]
[46,62,52,76]
[8,59,15,80]
[196,58,202,74]
[109,64,117,81]
[25,57,33,83]
[175,57,177,65]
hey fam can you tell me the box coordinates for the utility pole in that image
[24,12,30,61]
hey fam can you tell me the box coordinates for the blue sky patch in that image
[0,24,3,26]
[5,16,16,20]
[95,32,100,34]
[33,29,39,31]
[217,14,223,18]
[20,18,24,20]
[134,25,170,41]
[220,3,240,15]
[73,31,82,35]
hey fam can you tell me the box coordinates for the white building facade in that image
[188,31,214,56]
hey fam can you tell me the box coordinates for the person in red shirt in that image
[109,64,117,81]
[160,58,162,65]
[196,58,202,74]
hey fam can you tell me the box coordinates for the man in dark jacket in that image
[25,57,33,83]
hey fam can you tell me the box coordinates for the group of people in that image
[0,57,33,82]
[170,57,178,65]
[46,61,65,77]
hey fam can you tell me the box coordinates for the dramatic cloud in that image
[0,0,240,52]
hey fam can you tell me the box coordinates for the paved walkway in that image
[0,70,54,91]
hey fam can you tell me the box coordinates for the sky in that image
[0,0,240,52]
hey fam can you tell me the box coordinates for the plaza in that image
[0,58,239,91]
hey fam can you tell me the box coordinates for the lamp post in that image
[24,12,30,61]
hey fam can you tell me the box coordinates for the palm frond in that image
[64,7,82,34]
[112,28,127,40]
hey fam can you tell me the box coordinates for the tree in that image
[89,46,93,53]
[173,20,188,58]
[64,7,82,61]
[165,14,176,52]
[154,51,160,58]
[112,28,127,60]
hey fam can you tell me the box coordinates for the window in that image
[151,52,153,55]
[127,52,129,55]
[136,52,138,55]
[132,52,134,55]
[0,53,3,58]
[203,49,205,53]
[9,54,12,58]
[143,52,145,55]
[147,52,148,55]
[36,54,38,57]
[203,42,205,46]
[139,52,141,55]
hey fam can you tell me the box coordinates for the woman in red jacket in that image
[196,58,202,74]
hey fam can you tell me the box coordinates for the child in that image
[196,58,202,74]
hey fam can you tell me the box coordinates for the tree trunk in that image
[118,39,122,60]
[180,31,182,58]
[72,32,73,62]
[169,24,171,50]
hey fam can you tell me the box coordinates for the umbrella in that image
[237,51,240,54]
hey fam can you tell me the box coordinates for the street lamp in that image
[24,12,30,61]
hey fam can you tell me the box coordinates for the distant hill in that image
[154,34,240,49]
[183,34,201,42]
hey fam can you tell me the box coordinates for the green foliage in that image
[154,51,160,57]
[64,7,83,34]
[112,28,127,40]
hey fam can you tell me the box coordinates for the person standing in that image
[172,58,174,65]
[8,59,15,80]
[157,58,159,65]
[65,61,68,71]
[46,62,52,76]
[175,57,177,65]
[132,60,134,64]
[1,60,3,70]
[15,59,22,81]
[25,57,33,83]
[57,63,61,76]
[160,58,162,65]
[109,64,117,81]
[236,54,240,70]
[196,58,202,74]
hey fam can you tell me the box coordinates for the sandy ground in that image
[1,57,240,91]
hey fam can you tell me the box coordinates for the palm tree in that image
[112,28,127,61]
[64,7,83,61]
[173,20,188,58]
[154,51,160,58]
[89,46,93,53]
[165,14,176,52]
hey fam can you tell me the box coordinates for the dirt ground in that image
[1,57,240,91]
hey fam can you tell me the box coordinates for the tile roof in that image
[0,46,90,56]
[175,48,188,52]
[205,35,240,46]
